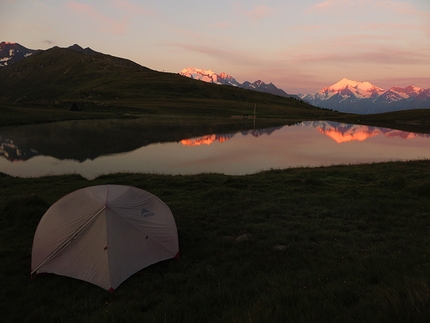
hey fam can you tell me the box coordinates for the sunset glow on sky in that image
[1,0,429,93]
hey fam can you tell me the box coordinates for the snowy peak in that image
[389,86,423,98]
[0,41,38,67]
[180,67,291,98]
[320,78,426,101]
[300,78,430,114]
[321,78,385,99]
[328,78,382,91]
[179,67,240,86]
[328,78,361,91]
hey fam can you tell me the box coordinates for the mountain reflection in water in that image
[180,127,281,146]
[307,121,428,143]
[1,121,430,179]
[180,121,430,146]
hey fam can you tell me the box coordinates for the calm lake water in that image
[1,120,430,180]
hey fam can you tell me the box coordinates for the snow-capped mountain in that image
[180,67,241,87]
[308,78,386,101]
[300,78,430,114]
[180,67,293,98]
[0,41,39,67]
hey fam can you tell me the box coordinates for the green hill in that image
[3,45,430,133]
[0,45,330,118]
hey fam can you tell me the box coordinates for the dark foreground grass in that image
[1,160,430,322]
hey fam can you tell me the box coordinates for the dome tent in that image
[31,185,179,292]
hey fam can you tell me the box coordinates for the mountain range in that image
[179,67,297,99]
[0,42,294,102]
[0,43,295,105]
[1,41,428,114]
[0,42,297,102]
[300,78,430,114]
[180,68,430,114]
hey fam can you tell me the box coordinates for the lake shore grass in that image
[1,160,430,322]
[2,101,430,135]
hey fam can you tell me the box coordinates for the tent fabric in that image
[31,185,179,291]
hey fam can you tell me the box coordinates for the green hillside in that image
[3,45,430,133]
[0,46,329,117]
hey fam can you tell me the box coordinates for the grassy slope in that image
[0,47,321,112]
[1,161,430,322]
[2,46,430,134]
[341,109,430,134]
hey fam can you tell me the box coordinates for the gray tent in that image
[31,185,179,291]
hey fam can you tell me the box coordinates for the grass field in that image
[1,160,430,322]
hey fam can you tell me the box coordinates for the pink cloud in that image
[210,21,235,30]
[293,46,430,66]
[311,0,351,10]
[309,0,430,17]
[67,1,126,34]
[309,0,352,11]
[172,43,263,67]
[293,21,429,37]
[234,4,274,21]
[111,0,154,16]
[366,22,429,32]
[378,0,426,16]
[245,5,273,20]
[284,22,430,66]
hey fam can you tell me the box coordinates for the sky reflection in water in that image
[1,121,430,180]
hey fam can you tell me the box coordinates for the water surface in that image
[1,120,429,179]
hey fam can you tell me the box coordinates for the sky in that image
[1,0,429,94]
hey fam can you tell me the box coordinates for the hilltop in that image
[0,44,330,121]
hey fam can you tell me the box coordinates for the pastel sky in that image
[1,0,429,93]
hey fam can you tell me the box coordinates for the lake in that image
[1,120,430,180]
